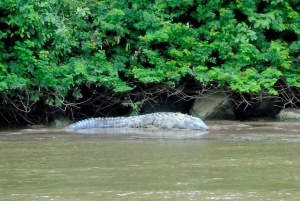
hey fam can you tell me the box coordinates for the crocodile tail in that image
[63,118,98,130]
[63,117,130,130]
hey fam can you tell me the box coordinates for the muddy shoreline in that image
[206,120,300,132]
[0,120,298,142]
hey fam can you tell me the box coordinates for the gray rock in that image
[276,108,300,121]
[50,118,72,127]
[190,92,235,120]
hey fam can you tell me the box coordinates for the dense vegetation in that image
[0,0,299,123]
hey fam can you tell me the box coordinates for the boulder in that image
[190,92,235,120]
[50,117,72,127]
[276,108,300,121]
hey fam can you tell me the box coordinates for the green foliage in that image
[121,100,142,116]
[0,0,299,116]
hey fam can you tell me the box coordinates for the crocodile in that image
[64,112,209,131]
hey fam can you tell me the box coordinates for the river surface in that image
[1,121,300,200]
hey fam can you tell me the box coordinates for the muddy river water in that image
[1,121,300,200]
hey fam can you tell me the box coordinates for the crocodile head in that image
[183,117,209,130]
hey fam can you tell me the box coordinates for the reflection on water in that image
[1,122,300,200]
[71,127,209,140]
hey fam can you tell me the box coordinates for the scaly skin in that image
[63,112,209,131]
